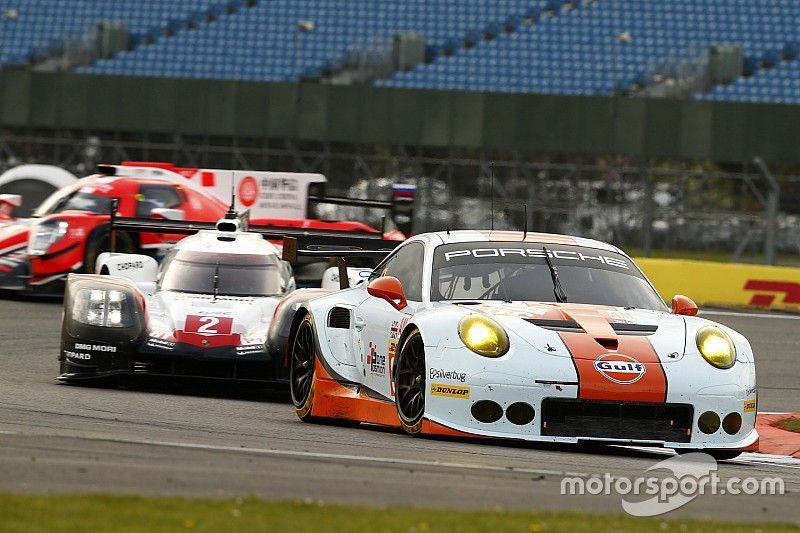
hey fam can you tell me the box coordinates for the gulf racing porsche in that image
[274,230,758,460]
[58,211,400,385]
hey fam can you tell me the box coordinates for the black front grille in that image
[134,359,270,381]
[328,307,351,329]
[542,399,693,443]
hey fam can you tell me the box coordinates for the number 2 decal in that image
[184,315,233,335]
[197,316,220,334]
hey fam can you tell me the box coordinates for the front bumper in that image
[58,340,284,384]
[424,381,758,450]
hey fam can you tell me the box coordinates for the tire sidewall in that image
[84,226,135,274]
[394,329,425,435]
[290,314,316,419]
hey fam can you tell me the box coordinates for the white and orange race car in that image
[273,230,759,460]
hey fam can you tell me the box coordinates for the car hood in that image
[453,300,686,361]
[146,291,280,346]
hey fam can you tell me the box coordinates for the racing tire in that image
[675,449,742,461]
[289,314,317,422]
[394,329,426,435]
[84,227,135,274]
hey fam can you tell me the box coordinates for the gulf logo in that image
[593,354,646,385]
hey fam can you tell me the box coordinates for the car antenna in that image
[490,163,495,232]
[522,204,527,241]
[224,175,236,220]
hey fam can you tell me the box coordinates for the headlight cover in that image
[458,314,509,358]
[696,326,736,369]
[71,288,134,328]
[28,220,69,255]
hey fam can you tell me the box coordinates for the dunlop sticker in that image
[430,383,470,399]
[743,400,756,413]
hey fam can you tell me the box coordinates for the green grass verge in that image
[0,493,796,533]
[775,417,800,434]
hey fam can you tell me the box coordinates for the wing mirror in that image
[671,294,698,316]
[150,207,185,221]
[367,276,408,310]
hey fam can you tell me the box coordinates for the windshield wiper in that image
[542,246,567,303]
[212,261,220,302]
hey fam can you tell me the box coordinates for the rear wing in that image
[106,198,395,262]
[281,234,399,289]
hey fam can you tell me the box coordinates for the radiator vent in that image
[328,307,351,329]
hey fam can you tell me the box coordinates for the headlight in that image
[71,288,133,327]
[458,314,509,358]
[28,220,69,255]
[696,326,735,369]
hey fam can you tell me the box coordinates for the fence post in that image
[642,165,654,257]
[753,157,779,265]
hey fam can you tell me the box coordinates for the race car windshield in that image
[39,190,113,215]
[159,251,283,297]
[431,242,667,311]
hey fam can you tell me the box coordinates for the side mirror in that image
[367,276,408,310]
[150,207,185,221]
[671,294,698,316]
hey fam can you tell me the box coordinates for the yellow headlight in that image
[696,326,735,369]
[458,315,509,358]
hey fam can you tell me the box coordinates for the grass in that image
[0,494,797,533]
[775,417,800,434]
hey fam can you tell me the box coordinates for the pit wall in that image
[636,258,800,312]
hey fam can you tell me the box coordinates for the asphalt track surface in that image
[0,298,798,523]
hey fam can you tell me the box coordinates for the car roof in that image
[173,229,280,257]
[419,230,625,255]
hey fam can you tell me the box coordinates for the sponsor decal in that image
[744,280,800,306]
[430,383,470,399]
[745,386,757,396]
[236,344,264,356]
[74,343,116,353]
[64,350,91,360]
[387,317,409,395]
[744,400,756,412]
[429,368,467,383]
[115,261,143,271]
[366,341,386,376]
[238,176,259,207]
[146,338,175,350]
[443,248,629,270]
[593,354,646,385]
[184,315,234,336]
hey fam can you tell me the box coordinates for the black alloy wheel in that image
[290,315,316,420]
[394,330,426,434]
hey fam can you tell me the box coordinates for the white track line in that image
[700,309,800,320]
[2,429,799,472]
[0,430,583,478]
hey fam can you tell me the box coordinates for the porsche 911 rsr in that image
[273,230,758,460]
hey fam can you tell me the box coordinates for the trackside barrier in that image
[636,258,800,312]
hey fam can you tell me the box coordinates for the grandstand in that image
[1,0,797,103]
